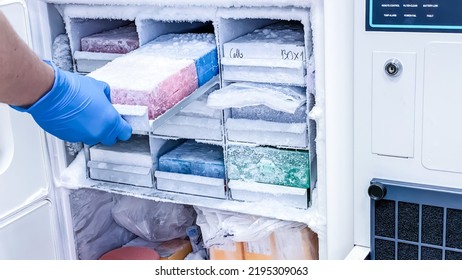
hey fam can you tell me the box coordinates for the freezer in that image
[0,0,355,260]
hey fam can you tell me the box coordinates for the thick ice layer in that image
[81,23,139,54]
[226,145,310,188]
[52,34,73,71]
[88,33,218,119]
[223,22,305,61]
[158,140,225,178]
[207,82,305,113]
[231,104,306,123]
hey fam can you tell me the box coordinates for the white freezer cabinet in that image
[0,0,355,260]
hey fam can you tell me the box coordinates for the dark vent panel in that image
[370,179,462,260]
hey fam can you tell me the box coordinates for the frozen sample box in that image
[88,33,218,120]
[80,23,140,54]
[88,135,154,187]
[221,22,308,85]
[226,145,310,188]
[155,140,226,198]
[158,140,225,178]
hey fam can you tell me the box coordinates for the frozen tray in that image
[87,33,218,120]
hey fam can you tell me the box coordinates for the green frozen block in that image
[226,145,310,188]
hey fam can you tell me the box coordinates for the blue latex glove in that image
[12,61,132,146]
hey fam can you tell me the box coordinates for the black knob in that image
[368,184,387,200]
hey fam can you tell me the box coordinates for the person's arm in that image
[0,11,132,146]
[0,12,54,107]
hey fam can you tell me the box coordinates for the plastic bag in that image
[112,195,196,242]
[195,206,318,260]
[195,206,301,245]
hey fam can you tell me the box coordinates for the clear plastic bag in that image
[112,196,196,242]
[195,206,318,260]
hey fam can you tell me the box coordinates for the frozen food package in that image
[112,196,196,242]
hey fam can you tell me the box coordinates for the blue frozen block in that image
[195,48,219,87]
[158,140,225,178]
[231,103,307,123]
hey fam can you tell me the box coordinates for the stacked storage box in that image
[88,135,153,187]
[207,82,307,148]
[155,140,226,198]
[221,22,307,85]
[75,23,139,73]
[215,20,311,208]
[152,93,223,141]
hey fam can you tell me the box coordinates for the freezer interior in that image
[38,1,328,260]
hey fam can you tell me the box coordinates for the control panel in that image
[366,0,462,32]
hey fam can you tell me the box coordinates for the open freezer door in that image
[0,0,59,259]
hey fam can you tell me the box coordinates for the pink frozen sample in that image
[87,33,218,120]
[81,24,139,54]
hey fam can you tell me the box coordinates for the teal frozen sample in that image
[226,145,310,188]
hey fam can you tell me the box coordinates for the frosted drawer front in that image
[222,22,305,61]
[90,135,151,167]
[221,22,306,85]
[226,145,309,188]
[231,104,306,123]
[80,23,139,54]
[88,161,153,188]
[226,119,308,148]
[229,180,309,209]
[221,59,305,85]
[155,171,226,199]
[152,94,222,141]
[158,140,225,179]
[152,115,222,141]
[89,135,153,187]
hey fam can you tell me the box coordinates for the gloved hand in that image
[12,61,132,146]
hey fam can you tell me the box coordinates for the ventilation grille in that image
[370,179,462,260]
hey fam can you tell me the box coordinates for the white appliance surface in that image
[1,0,356,260]
[0,0,58,260]
[354,1,462,248]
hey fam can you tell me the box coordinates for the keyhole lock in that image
[384,59,402,77]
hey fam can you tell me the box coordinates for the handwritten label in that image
[229,48,244,58]
[281,49,304,60]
